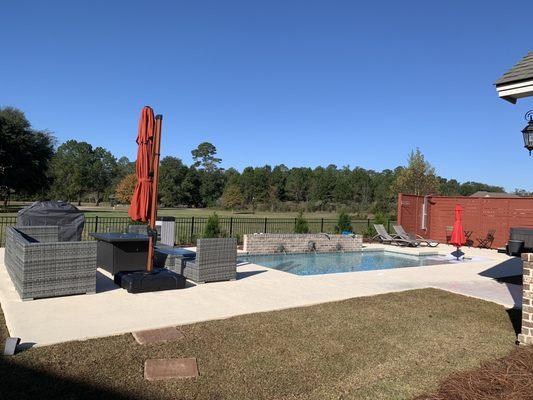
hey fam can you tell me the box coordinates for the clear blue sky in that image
[2,1,532,191]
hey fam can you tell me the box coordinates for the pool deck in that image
[0,244,523,347]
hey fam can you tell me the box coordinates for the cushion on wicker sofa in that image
[4,226,97,300]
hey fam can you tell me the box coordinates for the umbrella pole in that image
[146,114,163,272]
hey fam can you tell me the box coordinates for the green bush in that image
[334,210,352,233]
[373,211,388,226]
[294,211,309,234]
[203,212,221,238]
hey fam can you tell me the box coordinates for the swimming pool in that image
[239,251,455,276]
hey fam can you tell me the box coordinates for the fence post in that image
[95,216,99,233]
[264,217,268,233]
[387,219,391,232]
[190,217,195,243]
[367,218,370,229]
[229,217,233,237]
[320,218,324,232]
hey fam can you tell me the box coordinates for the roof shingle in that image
[495,51,533,86]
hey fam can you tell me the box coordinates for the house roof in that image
[496,51,533,86]
[469,191,519,198]
[495,51,533,103]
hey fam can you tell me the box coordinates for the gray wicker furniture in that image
[128,225,148,235]
[162,238,236,283]
[4,226,97,300]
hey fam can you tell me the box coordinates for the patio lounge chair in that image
[477,229,496,249]
[4,226,97,300]
[393,225,439,247]
[182,238,237,283]
[372,224,417,247]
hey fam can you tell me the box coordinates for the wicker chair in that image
[181,238,237,283]
[4,226,97,300]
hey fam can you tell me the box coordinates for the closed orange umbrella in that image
[450,204,466,260]
[128,106,155,222]
[450,204,466,247]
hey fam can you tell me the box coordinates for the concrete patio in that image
[0,244,522,347]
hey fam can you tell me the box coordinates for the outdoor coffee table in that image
[90,232,149,275]
[154,246,196,273]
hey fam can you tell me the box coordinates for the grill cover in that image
[17,201,85,242]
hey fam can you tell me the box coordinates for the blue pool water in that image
[239,251,454,276]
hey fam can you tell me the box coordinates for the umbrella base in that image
[450,249,465,260]
[114,268,186,293]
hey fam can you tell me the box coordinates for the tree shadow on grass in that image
[0,357,141,400]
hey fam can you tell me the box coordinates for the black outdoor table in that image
[90,232,149,275]
[154,245,196,271]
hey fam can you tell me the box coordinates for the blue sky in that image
[2,1,532,191]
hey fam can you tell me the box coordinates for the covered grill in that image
[17,201,85,242]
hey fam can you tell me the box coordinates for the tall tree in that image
[90,147,117,205]
[115,173,136,204]
[158,156,189,206]
[0,107,54,205]
[191,142,222,172]
[221,184,245,210]
[392,149,440,196]
[286,168,312,202]
[180,167,202,207]
[50,140,96,205]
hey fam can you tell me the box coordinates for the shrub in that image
[335,210,352,233]
[203,212,221,238]
[294,210,309,234]
[373,211,388,226]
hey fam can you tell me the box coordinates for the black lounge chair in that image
[393,225,439,248]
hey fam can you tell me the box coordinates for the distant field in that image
[82,206,353,219]
[2,203,364,219]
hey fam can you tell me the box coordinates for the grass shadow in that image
[0,357,140,400]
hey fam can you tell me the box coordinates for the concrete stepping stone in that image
[144,358,199,381]
[132,327,184,345]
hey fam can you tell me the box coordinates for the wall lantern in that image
[522,111,533,155]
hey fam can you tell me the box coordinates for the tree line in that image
[1,107,519,215]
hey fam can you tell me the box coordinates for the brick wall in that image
[243,233,363,254]
[398,193,533,249]
[519,253,533,345]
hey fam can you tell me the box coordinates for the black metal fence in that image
[0,216,395,247]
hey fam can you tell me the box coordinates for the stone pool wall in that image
[243,233,363,254]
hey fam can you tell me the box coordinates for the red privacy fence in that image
[397,193,533,248]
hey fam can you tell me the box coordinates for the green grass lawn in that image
[0,289,518,400]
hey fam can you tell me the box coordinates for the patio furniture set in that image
[445,226,495,248]
[3,202,237,301]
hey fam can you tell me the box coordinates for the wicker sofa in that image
[4,226,97,300]
[160,238,237,283]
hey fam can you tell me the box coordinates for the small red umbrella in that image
[128,106,155,222]
[450,204,466,247]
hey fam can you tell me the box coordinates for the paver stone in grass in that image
[144,358,199,381]
[132,327,184,345]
